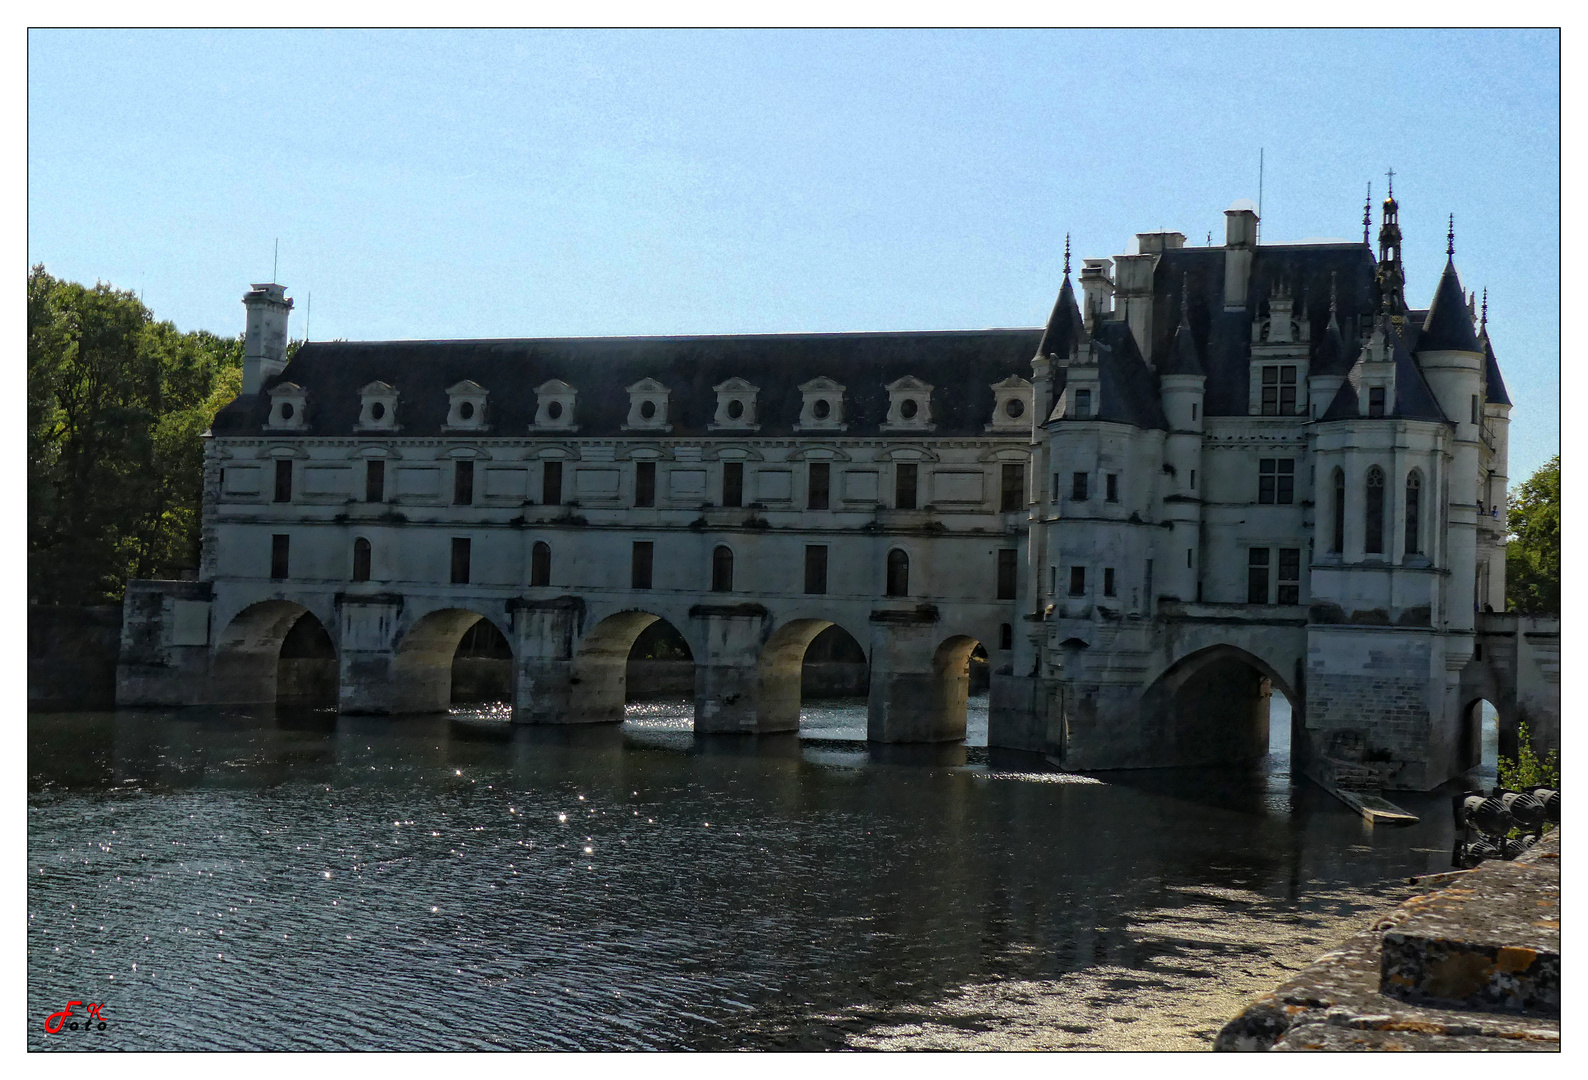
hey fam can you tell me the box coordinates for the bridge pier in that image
[510,597,583,722]
[867,609,965,743]
[336,593,406,714]
[692,603,782,734]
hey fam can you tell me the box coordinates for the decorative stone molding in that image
[795,376,846,432]
[881,376,935,432]
[355,381,400,432]
[710,377,760,431]
[623,377,672,432]
[265,382,308,431]
[444,380,490,432]
[986,375,1034,432]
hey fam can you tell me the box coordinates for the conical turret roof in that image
[1418,260,1481,354]
[1036,276,1084,360]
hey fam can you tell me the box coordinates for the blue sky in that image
[27,28,1560,480]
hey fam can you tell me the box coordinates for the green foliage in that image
[28,265,249,605]
[1506,455,1560,615]
[1497,720,1560,791]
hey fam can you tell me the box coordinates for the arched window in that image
[352,537,372,582]
[1331,468,1346,553]
[1404,471,1422,555]
[1365,466,1386,554]
[711,545,734,593]
[531,541,551,587]
[886,548,910,597]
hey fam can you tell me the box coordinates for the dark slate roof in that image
[1085,322,1170,429]
[1483,332,1513,407]
[1311,309,1354,377]
[1036,276,1084,360]
[1145,243,1380,417]
[211,329,1044,439]
[1159,303,1205,377]
[1417,260,1481,354]
[1319,321,1452,424]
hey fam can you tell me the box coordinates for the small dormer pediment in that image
[710,377,760,431]
[356,381,400,432]
[532,379,578,431]
[986,375,1034,432]
[795,377,847,431]
[882,375,935,431]
[265,381,308,431]
[623,377,672,432]
[444,380,490,432]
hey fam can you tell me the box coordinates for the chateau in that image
[118,192,1559,790]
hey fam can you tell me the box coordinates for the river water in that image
[29,697,1472,1051]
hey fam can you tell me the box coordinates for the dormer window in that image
[1072,388,1092,419]
[356,381,400,432]
[986,376,1034,432]
[533,379,578,431]
[796,377,846,431]
[882,376,935,432]
[1368,386,1387,417]
[265,382,308,431]
[444,380,490,432]
[623,378,672,432]
[710,377,760,430]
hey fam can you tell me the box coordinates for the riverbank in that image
[1215,828,1560,1051]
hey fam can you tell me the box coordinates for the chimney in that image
[1223,201,1258,309]
[1079,259,1114,331]
[241,283,294,396]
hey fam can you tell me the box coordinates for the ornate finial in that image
[1363,182,1372,244]
[1181,272,1190,321]
[1447,213,1455,258]
[1481,287,1488,331]
[1063,233,1071,277]
[1386,167,1395,198]
[1207,231,1213,246]
[1329,271,1338,315]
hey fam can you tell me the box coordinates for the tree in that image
[28,265,249,605]
[1506,455,1560,615]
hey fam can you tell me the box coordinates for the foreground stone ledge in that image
[1215,830,1561,1052]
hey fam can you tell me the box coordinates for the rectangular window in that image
[1247,547,1270,604]
[454,460,474,506]
[1277,547,1301,605]
[1103,567,1116,597]
[1052,472,1061,502]
[722,462,744,508]
[1071,472,1089,501]
[542,461,563,506]
[450,537,471,584]
[808,462,830,510]
[1368,386,1386,417]
[1190,469,1196,490]
[1068,566,1087,596]
[804,545,828,595]
[1259,459,1295,504]
[531,542,551,587]
[365,460,385,503]
[896,463,918,510]
[1191,403,1198,422]
[1073,389,1091,418]
[631,541,654,590]
[1471,395,1479,424]
[270,534,289,580]
[1105,473,1119,503]
[1261,366,1297,415]
[274,460,293,503]
[635,461,656,507]
[1001,463,1025,512]
[999,623,1013,651]
[996,549,1018,600]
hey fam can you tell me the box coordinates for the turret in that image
[241,282,295,396]
[1158,276,1207,604]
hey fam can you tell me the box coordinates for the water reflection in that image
[30,697,1457,1051]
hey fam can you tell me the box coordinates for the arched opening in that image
[573,612,695,724]
[530,541,551,587]
[1365,465,1386,554]
[1140,645,1298,769]
[929,635,986,744]
[711,545,734,593]
[391,609,512,715]
[886,549,910,597]
[352,537,372,582]
[212,600,335,706]
[754,619,870,736]
[451,617,514,710]
[1460,697,1501,783]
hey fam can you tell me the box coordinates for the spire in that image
[1363,182,1372,245]
[1063,233,1072,277]
[1447,213,1455,260]
[1375,174,1406,321]
[1419,257,1481,354]
[1036,273,1085,360]
[1481,287,1488,333]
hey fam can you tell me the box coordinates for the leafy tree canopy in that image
[1506,455,1560,616]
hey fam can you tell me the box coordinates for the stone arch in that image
[391,608,513,714]
[570,610,694,723]
[930,634,985,743]
[754,616,870,731]
[1140,644,1296,768]
[212,600,337,705]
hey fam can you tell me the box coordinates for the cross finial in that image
[1447,213,1455,258]
[1386,167,1395,197]
[1063,233,1071,277]
[1363,182,1372,244]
